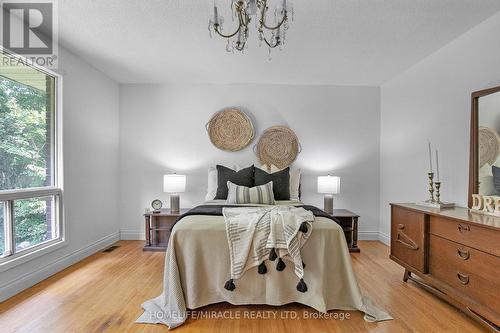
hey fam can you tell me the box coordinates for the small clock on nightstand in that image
[151,199,162,213]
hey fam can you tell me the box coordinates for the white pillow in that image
[205,165,242,201]
[260,164,301,200]
[206,166,218,201]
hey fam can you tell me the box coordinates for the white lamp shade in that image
[317,175,340,194]
[163,174,186,193]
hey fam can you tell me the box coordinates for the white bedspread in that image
[137,208,392,329]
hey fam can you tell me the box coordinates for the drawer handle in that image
[457,272,469,285]
[457,249,470,260]
[457,224,470,233]
[396,224,419,251]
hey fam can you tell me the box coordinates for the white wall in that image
[0,47,120,301]
[118,84,381,240]
[379,12,500,243]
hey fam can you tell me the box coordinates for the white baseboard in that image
[358,231,390,246]
[119,228,390,244]
[378,231,390,245]
[358,231,380,240]
[120,229,145,240]
[0,231,119,302]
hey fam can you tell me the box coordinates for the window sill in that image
[0,239,67,273]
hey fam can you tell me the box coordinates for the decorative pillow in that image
[226,181,275,205]
[254,166,290,200]
[214,165,254,199]
[261,164,301,200]
[206,166,218,201]
[492,165,500,194]
[206,165,243,201]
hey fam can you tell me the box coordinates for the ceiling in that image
[57,0,500,86]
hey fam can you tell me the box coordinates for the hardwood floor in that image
[0,241,485,332]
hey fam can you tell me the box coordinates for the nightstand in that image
[330,209,360,252]
[143,208,189,251]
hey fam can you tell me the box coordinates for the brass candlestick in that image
[427,172,435,202]
[434,181,441,204]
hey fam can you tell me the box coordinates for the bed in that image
[137,200,391,329]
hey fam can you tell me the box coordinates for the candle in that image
[428,141,433,173]
[435,149,440,181]
[214,5,219,25]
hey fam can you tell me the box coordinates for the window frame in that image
[0,49,64,272]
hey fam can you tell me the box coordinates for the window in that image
[0,51,63,267]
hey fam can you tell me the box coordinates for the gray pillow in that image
[254,167,290,200]
[492,165,500,194]
[226,181,275,205]
[214,165,254,200]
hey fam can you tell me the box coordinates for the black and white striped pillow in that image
[226,181,275,205]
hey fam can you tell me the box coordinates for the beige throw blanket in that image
[137,211,392,329]
[223,206,314,291]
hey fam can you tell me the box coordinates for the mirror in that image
[469,86,500,207]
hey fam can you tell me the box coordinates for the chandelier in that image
[208,0,293,57]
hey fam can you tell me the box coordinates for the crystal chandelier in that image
[208,0,293,57]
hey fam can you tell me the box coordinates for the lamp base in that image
[324,194,333,215]
[170,194,180,214]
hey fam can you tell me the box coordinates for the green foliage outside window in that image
[0,77,50,252]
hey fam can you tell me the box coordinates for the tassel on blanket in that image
[299,222,308,233]
[269,248,277,261]
[276,258,286,271]
[296,278,308,293]
[224,279,236,291]
[258,261,267,274]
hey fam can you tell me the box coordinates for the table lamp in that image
[317,175,340,214]
[163,174,186,214]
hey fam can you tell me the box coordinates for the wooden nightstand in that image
[329,209,360,252]
[143,208,189,251]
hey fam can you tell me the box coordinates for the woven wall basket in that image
[255,126,301,169]
[479,126,500,167]
[206,108,254,151]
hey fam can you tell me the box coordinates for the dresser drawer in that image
[430,216,500,257]
[390,206,427,273]
[429,235,500,312]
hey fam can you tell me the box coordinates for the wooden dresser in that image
[390,203,500,332]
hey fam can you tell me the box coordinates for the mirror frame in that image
[468,85,500,207]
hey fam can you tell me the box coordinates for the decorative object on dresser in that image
[471,194,500,217]
[206,108,254,151]
[390,203,500,331]
[317,175,341,214]
[163,174,186,214]
[417,141,455,209]
[255,126,301,169]
[328,209,360,252]
[143,208,190,251]
[469,85,500,204]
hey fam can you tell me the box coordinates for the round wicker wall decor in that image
[479,126,500,167]
[206,108,254,151]
[255,126,301,169]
